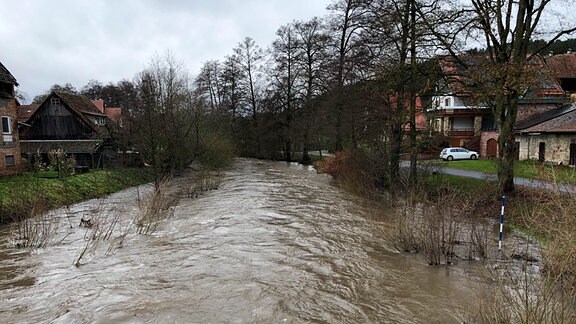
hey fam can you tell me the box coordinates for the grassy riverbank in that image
[0,168,154,224]
[435,159,576,184]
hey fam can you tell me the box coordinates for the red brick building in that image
[0,61,21,176]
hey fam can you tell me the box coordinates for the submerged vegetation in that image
[316,150,576,322]
[0,168,155,224]
[7,167,225,269]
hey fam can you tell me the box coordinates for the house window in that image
[2,116,10,134]
[94,117,106,126]
[444,97,451,107]
[5,155,15,167]
[51,97,61,106]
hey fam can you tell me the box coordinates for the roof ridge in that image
[516,104,576,130]
[0,61,18,86]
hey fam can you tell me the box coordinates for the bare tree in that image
[195,60,224,112]
[131,53,198,188]
[220,55,245,120]
[326,0,371,150]
[233,37,266,156]
[422,0,576,193]
[294,17,332,163]
[268,23,303,161]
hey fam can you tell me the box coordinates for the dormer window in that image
[94,117,106,126]
[51,97,61,106]
[444,97,451,107]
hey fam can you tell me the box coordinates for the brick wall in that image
[480,131,499,158]
[0,96,22,176]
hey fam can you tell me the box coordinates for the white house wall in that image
[517,133,576,165]
[452,96,465,107]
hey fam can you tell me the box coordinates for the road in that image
[403,161,576,194]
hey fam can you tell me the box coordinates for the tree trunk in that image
[389,123,403,189]
[497,93,519,193]
[408,0,418,185]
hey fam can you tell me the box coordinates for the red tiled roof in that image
[91,99,105,113]
[438,54,565,97]
[104,107,121,123]
[546,53,576,79]
[17,104,40,123]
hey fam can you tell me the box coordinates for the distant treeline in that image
[529,38,576,55]
[469,38,576,56]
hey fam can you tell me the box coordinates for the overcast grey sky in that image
[0,0,332,102]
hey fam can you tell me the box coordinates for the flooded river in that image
[0,159,489,323]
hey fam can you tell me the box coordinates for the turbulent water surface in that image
[0,159,489,323]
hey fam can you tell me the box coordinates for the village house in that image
[426,54,569,159]
[426,55,494,155]
[18,91,116,169]
[515,104,576,165]
[91,99,122,125]
[0,61,22,176]
[513,53,576,166]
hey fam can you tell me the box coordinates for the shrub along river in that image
[0,159,492,323]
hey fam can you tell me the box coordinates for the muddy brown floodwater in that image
[0,159,490,323]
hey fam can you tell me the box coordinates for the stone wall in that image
[517,133,576,165]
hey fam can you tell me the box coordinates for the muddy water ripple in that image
[0,159,487,323]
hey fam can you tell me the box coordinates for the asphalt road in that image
[405,161,576,194]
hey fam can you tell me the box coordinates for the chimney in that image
[91,99,105,113]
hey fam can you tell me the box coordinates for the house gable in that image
[22,92,104,140]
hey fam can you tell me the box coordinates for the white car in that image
[440,147,478,161]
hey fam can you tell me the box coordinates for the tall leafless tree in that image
[195,60,224,112]
[326,0,371,150]
[422,0,576,193]
[294,17,332,162]
[268,23,304,161]
[233,37,265,156]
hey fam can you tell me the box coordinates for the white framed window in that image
[444,97,451,107]
[1,116,11,134]
[94,117,106,126]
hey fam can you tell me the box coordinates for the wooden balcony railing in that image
[447,129,475,137]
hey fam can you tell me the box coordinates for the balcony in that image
[447,129,475,137]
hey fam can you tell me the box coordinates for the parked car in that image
[439,147,478,161]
